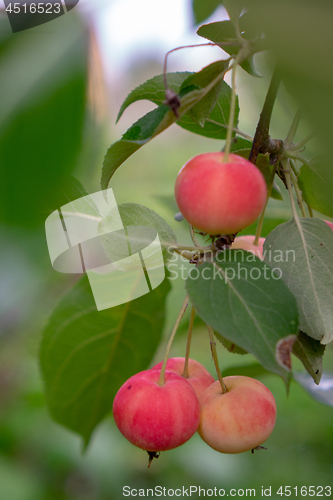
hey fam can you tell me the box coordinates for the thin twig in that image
[158,296,189,386]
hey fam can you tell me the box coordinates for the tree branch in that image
[249,69,282,165]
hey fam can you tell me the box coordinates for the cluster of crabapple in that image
[112,357,277,457]
[113,152,278,460]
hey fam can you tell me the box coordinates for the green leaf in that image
[101,139,144,191]
[223,0,243,25]
[116,72,191,122]
[292,331,325,385]
[180,60,229,127]
[197,20,238,48]
[115,69,238,143]
[264,218,333,344]
[40,273,171,446]
[177,80,239,138]
[102,77,232,189]
[191,0,222,25]
[233,149,283,200]
[242,0,333,161]
[180,61,227,91]
[98,203,177,267]
[0,14,88,227]
[102,106,169,189]
[298,161,333,217]
[216,333,248,355]
[223,363,271,378]
[197,16,262,77]
[186,250,299,382]
[51,176,90,211]
[230,137,253,151]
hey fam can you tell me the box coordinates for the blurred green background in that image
[0,1,333,499]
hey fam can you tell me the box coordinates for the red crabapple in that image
[230,235,265,260]
[198,376,276,454]
[152,357,215,398]
[175,152,267,235]
[112,369,200,452]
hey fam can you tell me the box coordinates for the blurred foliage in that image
[0,11,88,227]
[244,0,333,180]
[191,0,223,25]
[1,0,333,498]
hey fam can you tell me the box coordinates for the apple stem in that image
[207,325,228,394]
[190,226,202,248]
[183,306,196,379]
[254,165,277,246]
[158,296,189,387]
[223,53,241,163]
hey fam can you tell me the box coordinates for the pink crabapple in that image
[198,376,277,454]
[175,152,267,235]
[230,235,265,260]
[152,357,216,398]
[112,369,200,452]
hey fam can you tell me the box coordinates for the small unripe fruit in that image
[175,152,267,235]
[198,376,276,454]
[113,369,200,452]
[230,235,265,260]
[152,357,215,398]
